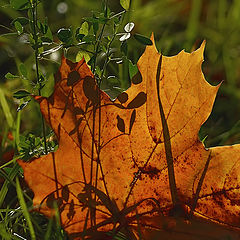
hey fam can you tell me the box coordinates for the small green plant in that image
[4,0,152,160]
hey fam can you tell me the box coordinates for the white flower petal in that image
[119,32,131,41]
[124,22,135,33]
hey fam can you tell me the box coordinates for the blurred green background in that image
[1,0,240,154]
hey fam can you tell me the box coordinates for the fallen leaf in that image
[18,36,240,239]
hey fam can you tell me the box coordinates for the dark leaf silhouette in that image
[126,92,147,109]
[67,71,80,86]
[129,109,136,134]
[117,92,128,104]
[117,115,125,133]
[131,71,142,85]
[62,185,70,202]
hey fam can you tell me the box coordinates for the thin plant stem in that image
[94,5,125,198]
[0,24,14,32]
[156,55,179,208]
[92,3,126,211]
[91,0,110,226]
[100,33,116,80]
[92,0,110,76]
[100,9,126,80]
[31,0,48,154]
[109,10,126,20]
[92,22,107,76]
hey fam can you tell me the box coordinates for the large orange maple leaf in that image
[18,37,240,239]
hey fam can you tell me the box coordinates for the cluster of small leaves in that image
[54,0,152,98]
[5,3,52,66]
[6,0,152,106]
[10,0,53,45]
[56,10,152,60]
[5,62,28,81]
[12,14,53,45]
[5,0,53,112]
[19,132,58,161]
[4,0,153,160]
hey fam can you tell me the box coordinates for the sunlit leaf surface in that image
[18,36,240,240]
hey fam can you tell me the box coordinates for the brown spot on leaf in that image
[140,165,160,180]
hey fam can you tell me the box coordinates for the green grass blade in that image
[0,155,23,169]
[218,0,227,29]
[0,222,11,240]
[16,177,36,240]
[14,111,21,151]
[53,201,62,236]
[0,163,20,207]
[0,167,33,204]
[44,217,53,240]
[0,127,9,149]
[184,0,202,50]
[0,88,14,128]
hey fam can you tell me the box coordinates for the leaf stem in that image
[0,24,14,32]
[189,150,212,218]
[100,30,116,80]
[92,22,107,76]
[31,0,48,154]
[156,55,179,208]
[109,10,126,20]
[94,4,126,198]
[91,0,109,76]
[93,0,111,214]
[100,10,126,80]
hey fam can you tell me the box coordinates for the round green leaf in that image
[13,90,31,99]
[79,22,89,35]
[11,17,29,26]
[57,28,72,43]
[120,0,130,10]
[5,72,19,79]
[128,60,138,79]
[19,63,28,79]
[134,34,153,46]
[14,21,23,35]
[43,26,53,42]
[76,50,90,63]
[119,32,131,42]
[10,0,31,10]
[124,22,134,33]
[82,34,96,43]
